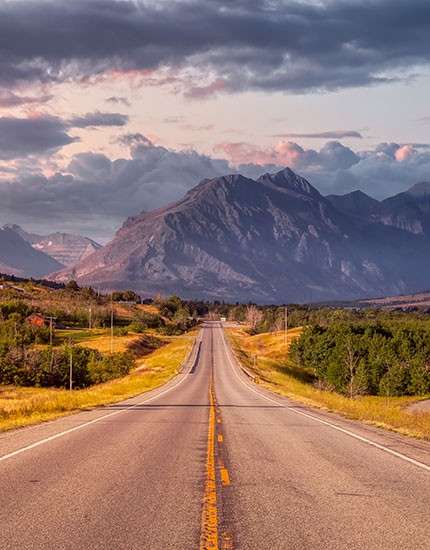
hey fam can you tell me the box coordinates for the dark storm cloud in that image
[0,111,129,159]
[0,116,77,160]
[0,0,429,94]
[68,111,129,128]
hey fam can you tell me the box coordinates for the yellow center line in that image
[220,468,230,486]
[200,370,218,550]
[217,434,223,443]
[217,456,231,487]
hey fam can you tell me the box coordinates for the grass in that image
[53,328,142,353]
[226,326,430,441]
[0,331,197,433]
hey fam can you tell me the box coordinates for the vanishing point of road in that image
[1,322,429,549]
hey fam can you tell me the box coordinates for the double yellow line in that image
[200,369,219,549]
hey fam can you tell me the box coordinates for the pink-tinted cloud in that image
[0,92,53,108]
[215,141,303,166]
[186,79,229,99]
[395,144,416,161]
[215,140,360,171]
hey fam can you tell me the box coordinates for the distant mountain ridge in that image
[0,226,64,278]
[51,168,430,303]
[327,181,430,236]
[2,224,102,268]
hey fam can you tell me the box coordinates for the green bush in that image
[87,351,135,384]
[129,313,165,332]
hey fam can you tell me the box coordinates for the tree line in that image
[290,320,430,397]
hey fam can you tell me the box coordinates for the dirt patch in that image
[406,399,430,413]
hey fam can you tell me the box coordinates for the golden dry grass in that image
[136,304,159,314]
[0,332,197,432]
[226,327,430,440]
[54,328,142,353]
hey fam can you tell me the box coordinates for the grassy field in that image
[226,326,430,440]
[0,331,197,432]
[53,328,143,353]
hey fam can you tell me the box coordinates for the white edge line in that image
[0,336,200,464]
[219,327,430,473]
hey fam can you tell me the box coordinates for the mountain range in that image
[50,168,430,303]
[0,225,101,278]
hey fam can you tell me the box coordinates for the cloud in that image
[216,138,430,198]
[0,136,232,241]
[2,134,430,242]
[185,79,229,99]
[68,111,129,128]
[215,140,360,171]
[105,96,131,107]
[0,0,429,96]
[164,116,186,124]
[180,123,215,132]
[273,131,363,139]
[0,116,77,160]
[0,111,129,160]
[115,132,153,148]
[0,92,53,108]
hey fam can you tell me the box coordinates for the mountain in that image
[327,182,430,236]
[376,182,430,236]
[0,227,64,278]
[326,190,380,227]
[51,168,430,303]
[3,224,102,267]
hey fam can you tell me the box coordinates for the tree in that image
[245,305,264,332]
[160,296,183,319]
[65,280,80,292]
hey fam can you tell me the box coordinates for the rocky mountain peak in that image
[258,167,321,197]
[186,173,255,199]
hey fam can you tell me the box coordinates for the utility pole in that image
[110,306,114,354]
[69,337,73,391]
[49,316,53,347]
[284,306,288,345]
[89,307,92,330]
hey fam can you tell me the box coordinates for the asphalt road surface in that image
[1,322,429,549]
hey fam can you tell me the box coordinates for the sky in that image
[0,0,429,243]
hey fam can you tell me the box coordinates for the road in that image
[1,322,429,549]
